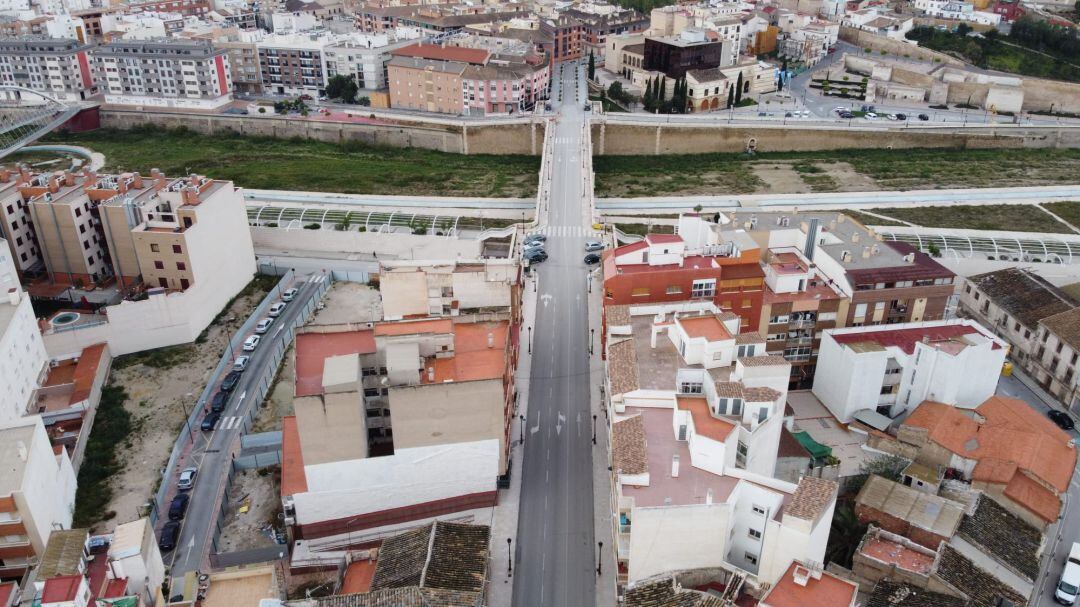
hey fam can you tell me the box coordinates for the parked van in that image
[1056,542,1080,604]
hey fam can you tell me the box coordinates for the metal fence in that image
[149,270,331,525]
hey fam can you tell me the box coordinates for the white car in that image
[232,355,250,372]
[886,113,899,120]
[255,318,274,334]
[243,335,261,351]
[1057,542,1080,605]
[268,302,287,317]
[282,287,299,302]
[865,112,878,119]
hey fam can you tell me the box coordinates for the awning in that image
[853,408,893,432]
[792,430,832,460]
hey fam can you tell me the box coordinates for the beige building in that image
[379,259,519,320]
[387,56,466,114]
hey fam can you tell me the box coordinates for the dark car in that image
[524,249,548,264]
[210,390,229,413]
[918,114,930,121]
[839,111,854,119]
[220,370,242,393]
[896,113,907,120]
[584,253,601,265]
[1048,410,1075,431]
[201,411,221,432]
[159,521,180,551]
[169,493,190,521]
[524,233,547,244]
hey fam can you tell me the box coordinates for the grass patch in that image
[73,384,133,527]
[614,223,676,237]
[1042,202,1080,228]
[862,204,1071,233]
[113,344,195,370]
[44,125,540,197]
[594,148,1080,197]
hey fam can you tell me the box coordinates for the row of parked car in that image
[158,286,302,552]
[834,106,930,121]
[522,233,606,265]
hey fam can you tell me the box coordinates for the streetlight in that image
[181,393,194,445]
[507,538,513,576]
[597,541,603,576]
[528,326,532,354]
[592,414,597,445]
[519,414,526,445]
[589,328,595,355]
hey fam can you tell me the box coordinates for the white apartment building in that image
[0,247,48,426]
[812,319,1006,424]
[106,518,165,606]
[257,30,342,96]
[912,0,1002,24]
[0,167,42,273]
[323,30,421,92]
[0,37,96,102]
[0,418,77,580]
[92,39,232,109]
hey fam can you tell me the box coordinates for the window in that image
[79,224,86,234]
[742,299,752,308]
[173,244,182,254]
[154,261,164,269]
[83,240,90,250]
[744,552,757,565]
[748,528,762,539]
[75,207,82,217]
[731,399,743,415]
[151,243,160,252]
[631,287,650,297]
[679,380,703,394]
[691,279,716,298]
[666,285,683,295]
[752,504,766,516]
[180,278,190,290]
[176,261,186,271]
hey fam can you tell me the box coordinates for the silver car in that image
[584,240,604,252]
[177,466,198,490]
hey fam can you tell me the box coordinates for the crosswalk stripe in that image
[535,225,605,238]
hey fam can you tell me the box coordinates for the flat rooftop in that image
[201,567,277,607]
[628,315,733,391]
[830,323,1001,356]
[0,422,38,495]
[422,320,509,384]
[859,536,935,575]
[294,330,376,397]
[786,390,870,477]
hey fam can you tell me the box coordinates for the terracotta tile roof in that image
[968,268,1076,329]
[785,476,836,522]
[606,304,631,326]
[713,381,744,399]
[370,522,489,593]
[623,577,726,607]
[902,397,1076,521]
[734,331,764,344]
[280,415,307,496]
[70,343,107,405]
[866,581,966,607]
[678,315,731,341]
[846,242,954,286]
[778,426,811,459]
[737,354,790,367]
[607,339,639,396]
[957,496,1042,581]
[760,562,858,607]
[743,387,781,402]
[856,475,965,537]
[42,575,81,604]
[831,324,1000,356]
[677,397,735,442]
[612,415,648,475]
[1040,307,1080,351]
[315,588,482,607]
[934,545,1027,607]
[391,43,489,65]
[645,233,684,244]
[374,318,453,337]
[716,311,740,322]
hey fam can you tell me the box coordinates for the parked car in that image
[886,113,899,120]
[865,112,878,119]
[220,370,241,392]
[1048,409,1075,431]
[243,335,261,351]
[1056,542,1080,605]
[255,318,274,334]
[282,287,299,302]
[159,521,180,551]
[523,240,545,251]
[168,493,190,521]
[524,249,548,264]
[918,113,930,121]
[584,240,604,252]
[201,411,221,431]
[524,234,547,244]
[784,111,793,118]
[177,466,198,490]
[839,111,854,119]
[232,355,250,373]
[268,302,287,317]
[210,391,229,413]
[583,253,601,265]
[896,113,907,120]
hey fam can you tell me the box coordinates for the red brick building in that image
[602,232,766,331]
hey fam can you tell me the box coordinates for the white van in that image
[1056,542,1080,605]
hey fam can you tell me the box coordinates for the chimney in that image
[803,217,820,261]
[792,565,811,587]
[117,176,128,194]
[0,168,10,183]
[63,170,75,186]
[7,287,19,306]
[132,171,143,188]
[16,441,27,462]
[427,367,435,382]
[18,163,31,179]
[83,170,97,188]
[48,175,61,193]
[487,332,494,348]
[837,213,846,223]
[181,187,200,205]
[671,454,680,477]
[150,168,161,178]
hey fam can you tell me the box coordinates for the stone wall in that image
[839,27,963,66]
[592,121,1080,154]
[99,110,542,155]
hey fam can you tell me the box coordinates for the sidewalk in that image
[590,263,616,606]
[486,241,543,607]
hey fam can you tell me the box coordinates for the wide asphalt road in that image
[512,60,596,607]
[163,274,322,590]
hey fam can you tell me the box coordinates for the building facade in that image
[92,39,232,109]
[0,37,96,102]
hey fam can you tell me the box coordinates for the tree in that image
[824,506,867,568]
[956,22,972,36]
[776,73,784,92]
[588,51,596,80]
[848,453,910,496]
[325,74,359,104]
[357,96,371,106]
[735,72,744,104]
[726,83,735,108]
[644,78,653,107]
[658,76,667,101]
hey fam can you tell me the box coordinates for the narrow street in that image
[512,60,597,607]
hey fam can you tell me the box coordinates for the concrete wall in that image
[592,121,1080,154]
[99,110,544,156]
[250,226,483,261]
[839,27,963,66]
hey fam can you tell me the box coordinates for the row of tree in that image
[639,71,747,112]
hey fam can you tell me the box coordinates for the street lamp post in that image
[597,541,603,576]
[589,328,594,355]
[507,538,513,576]
[528,326,532,354]
[592,414,597,445]
[519,414,526,445]
[181,394,194,445]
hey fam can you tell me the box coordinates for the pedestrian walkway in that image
[534,224,604,238]
[589,262,616,607]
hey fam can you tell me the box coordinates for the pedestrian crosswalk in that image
[549,137,578,145]
[532,225,603,238]
[219,416,243,431]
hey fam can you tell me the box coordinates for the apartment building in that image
[324,31,419,92]
[257,30,341,97]
[127,0,210,17]
[0,37,96,102]
[563,5,649,60]
[92,39,232,109]
[603,216,766,331]
[213,34,263,95]
[25,171,113,288]
[0,166,43,275]
[959,268,1079,408]
[0,418,77,581]
[812,319,1006,423]
[379,259,519,320]
[540,15,583,63]
[0,247,47,426]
